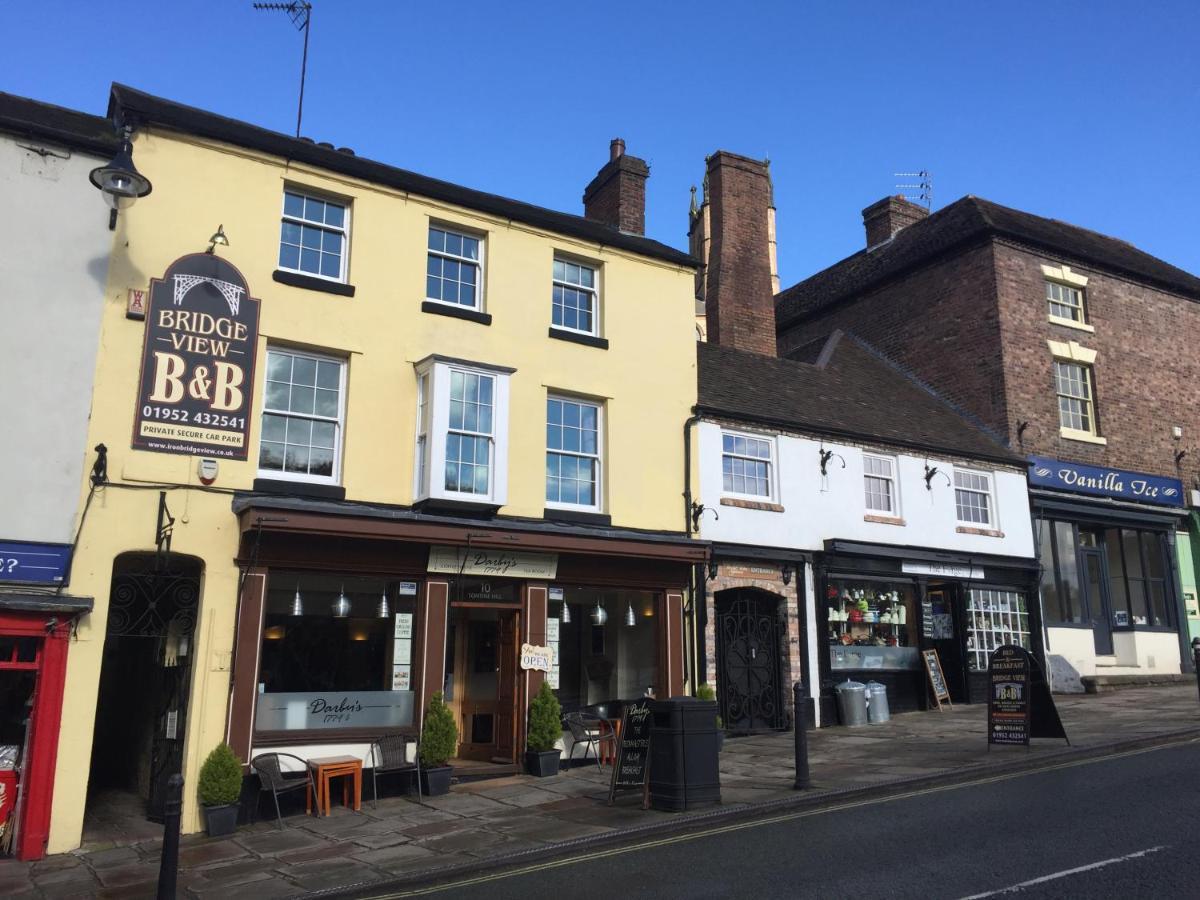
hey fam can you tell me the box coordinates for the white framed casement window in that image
[546,396,603,511]
[954,468,993,526]
[259,347,347,484]
[1045,281,1086,325]
[1054,360,1098,434]
[413,356,511,505]
[551,257,600,336]
[721,432,774,499]
[278,189,349,282]
[863,454,899,515]
[427,224,483,310]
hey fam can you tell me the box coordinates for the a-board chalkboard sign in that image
[988,644,1031,746]
[988,645,1069,747]
[608,698,652,807]
[922,649,952,710]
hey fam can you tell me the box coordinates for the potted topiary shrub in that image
[525,681,563,777]
[695,684,725,752]
[197,743,243,837]
[419,691,458,796]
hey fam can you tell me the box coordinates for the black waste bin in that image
[647,697,721,812]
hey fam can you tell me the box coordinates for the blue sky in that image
[6,1,1198,286]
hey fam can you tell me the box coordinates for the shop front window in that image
[826,579,919,670]
[966,589,1030,672]
[552,588,658,713]
[256,572,418,732]
[1039,519,1084,624]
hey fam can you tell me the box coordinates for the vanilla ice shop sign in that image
[132,254,261,459]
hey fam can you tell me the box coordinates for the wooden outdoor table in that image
[306,755,363,817]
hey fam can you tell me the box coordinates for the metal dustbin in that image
[866,681,890,724]
[835,679,868,727]
[647,697,721,812]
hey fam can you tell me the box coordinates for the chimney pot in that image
[610,138,625,161]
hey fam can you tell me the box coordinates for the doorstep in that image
[1081,672,1192,693]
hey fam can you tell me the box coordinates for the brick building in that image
[776,195,1200,687]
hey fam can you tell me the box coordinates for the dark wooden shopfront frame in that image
[226,506,702,763]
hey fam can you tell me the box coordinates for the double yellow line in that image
[363,738,1197,898]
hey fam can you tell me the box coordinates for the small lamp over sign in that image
[206,224,229,254]
[377,589,390,619]
[625,602,637,627]
[290,583,304,617]
[560,601,571,625]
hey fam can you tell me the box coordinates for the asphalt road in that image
[376,740,1200,899]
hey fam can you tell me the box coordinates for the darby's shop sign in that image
[1028,456,1184,508]
[132,255,261,459]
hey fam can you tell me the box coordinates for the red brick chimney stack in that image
[703,151,777,356]
[862,195,928,247]
[583,138,648,235]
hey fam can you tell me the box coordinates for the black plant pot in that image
[203,803,239,837]
[421,766,453,796]
[716,731,725,753]
[525,750,561,777]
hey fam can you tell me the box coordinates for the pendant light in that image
[377,589,390,619]
[590,599,607,626]
[332,583,351,618]
[291,582,305,617]
[560,601,571,625]
[624,602,636,627]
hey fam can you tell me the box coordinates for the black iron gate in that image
[104,562,200,821]
[716,590,785,732]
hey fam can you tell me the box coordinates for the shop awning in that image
[0,591,94,615]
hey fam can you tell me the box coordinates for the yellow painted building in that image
[51,84,702,851]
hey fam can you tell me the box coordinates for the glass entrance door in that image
[1080,548,1114,655]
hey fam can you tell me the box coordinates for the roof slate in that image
[776,196,1200,326]
[0,91,118,156]
[697,334,1022,465]
[108,84,696,269]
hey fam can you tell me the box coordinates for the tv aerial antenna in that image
[895,170,932,210]
[253,2,313,138]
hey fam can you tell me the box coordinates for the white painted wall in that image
[0,131,111,545]
[1045,627,1182,692]
[697,422,1035,559]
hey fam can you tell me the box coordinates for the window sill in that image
[252,477,346,501]
[422,300,492,326]
[864,514,906,526]
[720,497,784,513]
[956,525,1005,538]
[548,327,609,350]
[1060,428,1107,445]
[543,508,612,527]
[1047,314,1095,333]
[273,269,356,297]
[412,496,502,518]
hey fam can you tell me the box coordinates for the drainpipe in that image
[684,412,701,537]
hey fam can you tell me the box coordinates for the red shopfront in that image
[0,596,90,860]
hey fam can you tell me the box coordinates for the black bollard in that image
[157,774,183,900]
[793,682,811,790]
[1193,638,1200,706]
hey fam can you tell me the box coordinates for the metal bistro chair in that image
[250,752,315,829]
[564,712,617,770]
[369,733,422,807]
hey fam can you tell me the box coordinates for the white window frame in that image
[1045,280,1086,325]
[550,255,601,337]
[413,357,510,506]
[1054,359,1098,436]
[414,371,430,498]
[720,430,776,501]
[546,395,604,513]
[953,467,995,527]
[426,222,485,311]
[278,187,350,283]
[862,453,900,516]
[258,347,347,486]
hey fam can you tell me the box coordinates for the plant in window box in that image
[197,742,244,837]
[525,681,563,777]
[418,692,458,796]
[695,684,724,751]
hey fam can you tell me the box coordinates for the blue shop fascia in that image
[1027,456,1195,690]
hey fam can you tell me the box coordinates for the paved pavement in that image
[429,739,1200,900]
[1,685,1197,898]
